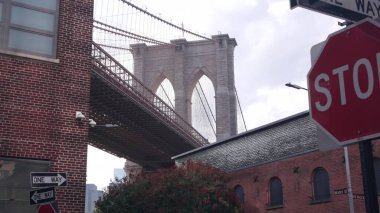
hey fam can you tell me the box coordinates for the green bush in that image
[95,161,243,213]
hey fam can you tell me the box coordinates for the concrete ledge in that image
[0,50,60,63]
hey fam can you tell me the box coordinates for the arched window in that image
[312,167,330,201]
[234,185,244,204]
[269,177,283,206]
[374,158,380,194]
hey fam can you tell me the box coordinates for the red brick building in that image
[0,0,93,212]
[174,112,380,213]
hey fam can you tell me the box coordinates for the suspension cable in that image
[93,25,163,46]
[94,20,172,46]
[118,0,212,41]
[195,84,216,136]
[98,43,131,51]
[196,82,216,122]
[159,84,175,109]
[235,87,247,131]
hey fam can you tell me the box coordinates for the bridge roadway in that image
[89,42,208,169]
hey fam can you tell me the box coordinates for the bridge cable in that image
[159,84,175,109]
[197,82,216,123]
[118,0,212,41]
[97,43,131,51]
[235,87,247,132]
[94,20,171,45]
[195,83,216,136]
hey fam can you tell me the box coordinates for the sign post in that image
[307,19,380,213]
[359,140,378,212]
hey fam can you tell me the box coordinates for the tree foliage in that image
[95,161,243,213]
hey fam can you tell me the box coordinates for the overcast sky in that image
[87,0,342,189]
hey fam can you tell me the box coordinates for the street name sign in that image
[31,172,67,188]
[307,19,380,145]
[290,0,379,22]
[334,188,366,200]
[30,187,56,205]
[334,188,348,195]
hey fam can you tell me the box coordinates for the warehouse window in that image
[269,177,283,207]
[234,185,244,204]
[0,0,59,58]
[312,167,330,201]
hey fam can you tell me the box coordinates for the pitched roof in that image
[172,111,319,172]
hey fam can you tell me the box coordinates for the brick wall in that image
[0,1,93,212]
[229,143,380,213]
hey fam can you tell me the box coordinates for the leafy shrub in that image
[95,161,243,213]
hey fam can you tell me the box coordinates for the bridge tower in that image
[131,34,237,141]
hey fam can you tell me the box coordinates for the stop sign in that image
[308,19,380,145]
[38,203,56,213]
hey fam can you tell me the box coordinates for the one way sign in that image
[30,187,56,205]
[31,172,67,188]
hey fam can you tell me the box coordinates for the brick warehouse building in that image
[174,111,380,213]
[0,0,93,212]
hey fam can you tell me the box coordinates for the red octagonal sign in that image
[308,19,380,145]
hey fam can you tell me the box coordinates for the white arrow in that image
[52,174,66,186]
[31,189,54,204]
[32,174,67,186]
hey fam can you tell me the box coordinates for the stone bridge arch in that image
[131,34,237,141]
[151,72,173,94]
[187,66,216,98]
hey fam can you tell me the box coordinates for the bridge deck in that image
[89,43,208,169]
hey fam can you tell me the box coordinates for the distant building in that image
[114,168,126,180]
[85,184,103,213]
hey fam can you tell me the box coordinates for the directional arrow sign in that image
[31,172,67,188]
[30,187,56,205]
[290,0,378,22]
[320,0,380,19]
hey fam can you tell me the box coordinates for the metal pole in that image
[359,140,379,213]
[285,83,356,212]
[344,146,355,213]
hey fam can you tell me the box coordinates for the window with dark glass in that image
[234,185,244,204]
[0,0,58,58]
[374,158,380,194]
[312,167,330,201]
[269,177,283,207]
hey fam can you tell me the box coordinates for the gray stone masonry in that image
[131,35,238,141]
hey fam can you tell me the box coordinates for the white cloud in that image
[86,145,125,190]
[243,83,309,129]
[267,1,290,21]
